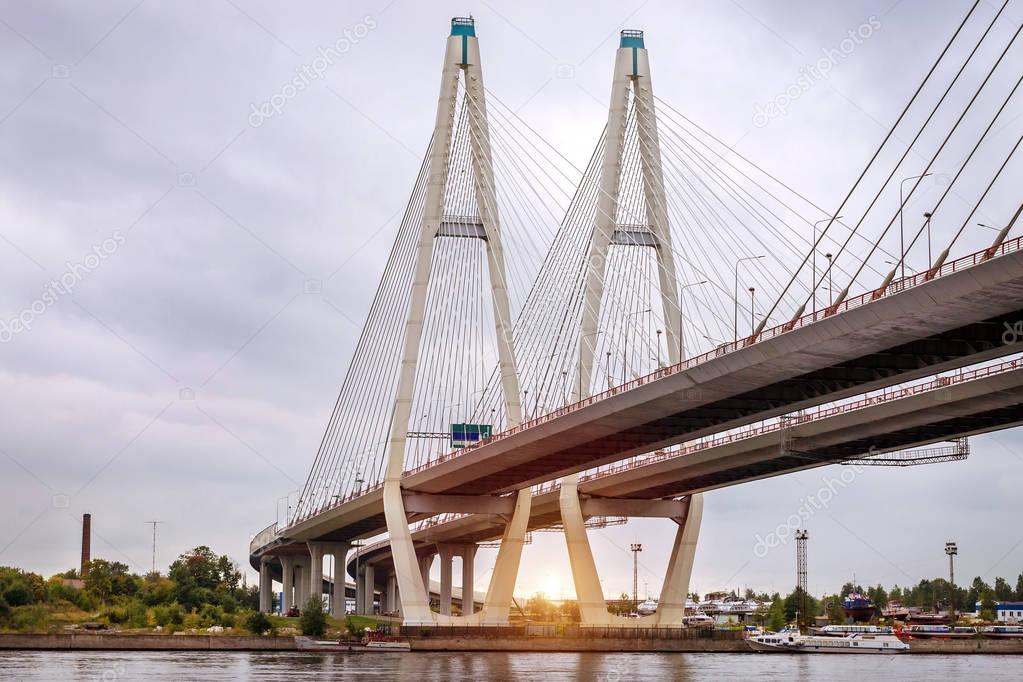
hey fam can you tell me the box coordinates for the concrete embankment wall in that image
[0,634,297,651]
[408,637,749,652]
[906,638,1023,654]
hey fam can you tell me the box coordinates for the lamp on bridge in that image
[812,216,841,314]
[733,255,764,342]
[748,287,756,337]
[899,172,933,279]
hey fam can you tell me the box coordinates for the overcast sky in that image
[1,0,1022,602]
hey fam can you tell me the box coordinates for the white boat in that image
[901,625,977,639]
[682,614,716,627]
[747,632,909,654]
[364,640,411,651]
[637,599,659,615]
[810,624,893,637]
[983,625,1023,638]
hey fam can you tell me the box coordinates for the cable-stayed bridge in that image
[250,10,1023,626]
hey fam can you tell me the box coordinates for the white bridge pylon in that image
[382,17,529,626]
[561,30,703,626]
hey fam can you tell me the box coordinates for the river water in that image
[0,651,1018,681]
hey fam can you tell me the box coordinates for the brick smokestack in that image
[80,513,91,577]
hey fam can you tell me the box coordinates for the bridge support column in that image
[280,555,295,613]
[380,17,527,628]
[419,553,435,603]
[385,572,397,615]
[362,563,376,615]
[327,543,350,619]
[307,542,324,609]
[560,476,615,625]
[461,544,476,615]
[293,558,307,609]
[657,494,703,624]
[560,473,703,626]
[438,545,455,616]
[259,557,273,613]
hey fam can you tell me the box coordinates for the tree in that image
[782,587,818,626]
[168,546,241,611]
[994,577,1014,601]
[245,610,273,635]
[299,596,327,637]
[526,593,554,621]
[83,560,138,601]
[980,591,997,622]
[826,598,847,624]
[559,599,580,622]
[768,599,786,632]
[867,584,888,609]
[1015,573,1023,601]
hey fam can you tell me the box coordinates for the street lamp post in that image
[623,309,651,384]
[579,330,602,401]
[630,543,643,612]
[899,173,932,279]
[748,287,756,336]
[923,212,933,268]
[945,542,958,624]
[734,256,765,342]
[825,254,834,307]
[656,329,662,367]
[679,280,708,360]
[812,216,841,314]
[605,351,612,390]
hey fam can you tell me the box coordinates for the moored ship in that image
[810,624,893,637]
[747,631,908,654]
[842,593,876,622]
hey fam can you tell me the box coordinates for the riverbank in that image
[0,634,297,651]
[2,633,1023,653]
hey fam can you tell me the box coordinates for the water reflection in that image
[1,650,1020,681]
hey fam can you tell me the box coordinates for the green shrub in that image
[2,584,34,607]
[244,610,273,635]
[9,605,47,630]
[219,594,239,614]
[299,597,326,637]
[153,603,185,627]
[197,603,234,628]
[124,600,149,628]
[102,605,127,624]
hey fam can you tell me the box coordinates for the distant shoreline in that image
[1,633,1022,654]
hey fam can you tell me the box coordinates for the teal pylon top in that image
[451,17,476,37]
[620,29,644,48]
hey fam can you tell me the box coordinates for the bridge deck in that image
[340,358,1023,577]
[272,240,1023,545]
